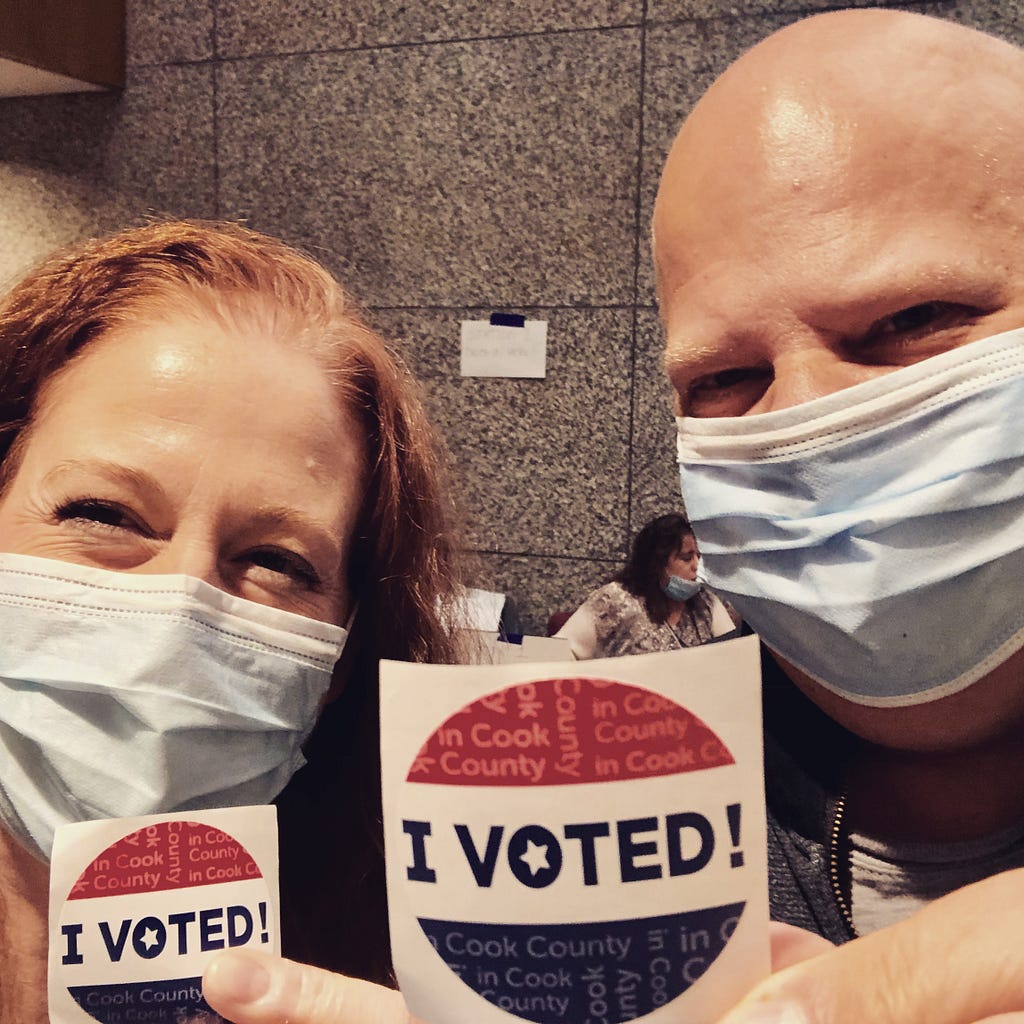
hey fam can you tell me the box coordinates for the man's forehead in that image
[654,100,856,283]
[653,11,1024,305]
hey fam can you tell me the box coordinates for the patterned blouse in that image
[556,581,726,660]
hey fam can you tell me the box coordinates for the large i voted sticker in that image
[382,639,769,1024]
[47,806,279,1024]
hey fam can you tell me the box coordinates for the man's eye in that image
[862,302,980,344]
[684,365,772,416]
[54,498,147,533]
[247,547,322,590]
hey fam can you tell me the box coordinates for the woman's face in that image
[664,533,699,583]
[0,312,366,625]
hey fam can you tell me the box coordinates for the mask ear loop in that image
[344,601,359,633]
[320,602,358,706]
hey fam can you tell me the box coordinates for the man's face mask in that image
[676,329,1024,707]
[0,553,347,860]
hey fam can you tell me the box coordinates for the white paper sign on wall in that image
[460,315,547,379]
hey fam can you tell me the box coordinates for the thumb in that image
[203,948,418,1024]
[718,870,1024,1024]
[767,923,833,972]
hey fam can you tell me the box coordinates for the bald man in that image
[658,2,1024,948]
[199,9,1024,1024]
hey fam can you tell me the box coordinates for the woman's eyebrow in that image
[240,505,344,565]
[41,459,170,501]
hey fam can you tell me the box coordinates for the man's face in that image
[655,88,1024,420]
[651,76,1024,750]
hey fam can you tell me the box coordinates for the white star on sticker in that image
[519,839,550,876]
[139,927,160,951]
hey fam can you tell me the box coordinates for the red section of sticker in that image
[67,821,262,899]
[407,677,734,787]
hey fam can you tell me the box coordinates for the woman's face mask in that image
[0,316,365,858]
[662,573,701,602]
[677,329,1024,708]
[0,553,347,860]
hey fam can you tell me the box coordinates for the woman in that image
[555,512,737,659]
[0,220,463,1022]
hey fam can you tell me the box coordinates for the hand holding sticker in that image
[382,639,769,1024]
[47,806,279,1024]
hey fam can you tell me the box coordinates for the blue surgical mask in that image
[662,574,701,602]
[0,553,347,860]
[676,329,1024,707]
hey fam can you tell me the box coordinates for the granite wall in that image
[1,0,1019,632]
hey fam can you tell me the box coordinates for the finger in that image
[717,869,1024,1024]
[974,1016,1024,1023]
[202,948,418,1024]
[768,923,833,972]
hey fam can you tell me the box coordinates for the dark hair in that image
[615,513,696,625]
[0,220,466,984]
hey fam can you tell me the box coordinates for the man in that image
[201,9,1024,1023]
[654,9,1024,1021]
[661,0,1024,929]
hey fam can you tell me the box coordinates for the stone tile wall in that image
[1,0,1016,632]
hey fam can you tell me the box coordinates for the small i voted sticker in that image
[382,639,769,1024]
[47,806,279,1024]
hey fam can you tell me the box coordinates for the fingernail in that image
[204,949,271,1005]
[720,1001,813,1024]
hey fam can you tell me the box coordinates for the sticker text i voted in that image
[403,803,745,888]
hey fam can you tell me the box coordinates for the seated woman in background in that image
[556,512,737,659]
[0,220,463,1022]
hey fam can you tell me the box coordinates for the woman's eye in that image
[247,547,322,590]
[54,498,148,534]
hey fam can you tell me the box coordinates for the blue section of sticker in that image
[68,977,222,1023]
[419,902,745,1023]
[490,312,527,328]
